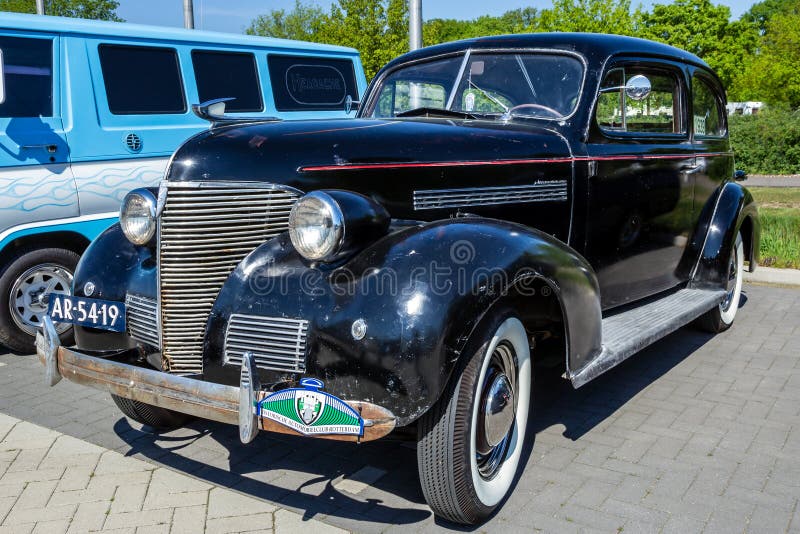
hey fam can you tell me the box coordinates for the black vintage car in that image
[38,33,759,524]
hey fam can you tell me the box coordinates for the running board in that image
[570,288,726,388]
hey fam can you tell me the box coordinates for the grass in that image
[749,188,800,269]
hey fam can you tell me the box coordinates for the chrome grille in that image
[158,182,301,375]
[125,294,159,348]
[413,181,568,210]
[224,314,308,373]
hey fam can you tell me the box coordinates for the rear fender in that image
[690,182,760,288]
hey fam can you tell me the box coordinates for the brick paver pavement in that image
[0,283,798,533]
[0,413,345,534]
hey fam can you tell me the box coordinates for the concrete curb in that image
[744,266,800,287]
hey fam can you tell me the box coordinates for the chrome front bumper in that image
[36,316,395,443]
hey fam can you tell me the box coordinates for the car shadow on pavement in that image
[530,324,719,442]
[111,297,742,530]
[113,415,432,526]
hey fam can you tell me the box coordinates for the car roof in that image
[0,12,358,55]
[383,33,711,72]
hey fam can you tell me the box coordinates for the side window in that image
[596,68,624,130]
[99,44,186,115]
[267,55,359,112]
[376,81,446,117]
[191,50,262,112]
[692,75,725,137]
[0,36,52,117]
[596,66,684,135]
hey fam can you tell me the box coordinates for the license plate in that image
[48,294,126,332]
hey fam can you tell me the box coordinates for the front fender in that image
[206,218,601,425]
[71,224,157,351]
[691,182,760,288]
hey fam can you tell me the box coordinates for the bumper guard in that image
[36,316,396,443]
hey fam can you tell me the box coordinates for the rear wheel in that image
[697,232,744,333]
[0,247,78,353]
[417,311,531,524]
[111,395,192,430]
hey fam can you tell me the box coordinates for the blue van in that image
[0,13,367,352]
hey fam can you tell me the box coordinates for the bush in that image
[729,107,800,175]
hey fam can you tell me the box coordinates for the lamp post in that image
[409,0,422,50]
[36,0,45,15]
[183,0,195,29]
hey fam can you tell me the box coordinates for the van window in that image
[191,50,262,112]
[267,55,358,112]
[99,44,186,115]
[0,36,52,117]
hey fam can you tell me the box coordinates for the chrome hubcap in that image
[9,264,73,336]
[476,341,518,480]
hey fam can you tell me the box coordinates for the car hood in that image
[167,117,572,185]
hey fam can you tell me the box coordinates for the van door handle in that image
[21,144,58,153]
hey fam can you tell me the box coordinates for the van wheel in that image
[0,247,78,354]
[697,232,744,333]
[111,395,193,430]
[417,311,531,525]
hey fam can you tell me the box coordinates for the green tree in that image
[0,0,122,21]
[733,11,800,107]
[424,8,539,45]
[538,0,639,35]
[246,1,326,42]
[320,0,407,80]
[638,0,758,89]
[742,0,799,34]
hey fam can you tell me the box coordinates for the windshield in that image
[367,52,584,120]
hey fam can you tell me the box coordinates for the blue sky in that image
[117,0,757,34]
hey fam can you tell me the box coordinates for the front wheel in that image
[696,232,744,333]
[417,311,531,524]
[0,247,78,353]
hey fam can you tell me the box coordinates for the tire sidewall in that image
[453,309,531,517]
[719,233,744,326]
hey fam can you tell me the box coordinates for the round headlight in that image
[288,192,344,261]
[120,189,157,245]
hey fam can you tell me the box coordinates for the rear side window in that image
[268,55,358,112]
[596,66,684,135]
[0,36,52,117]
[692,75,725,137]
[191,50,262,112]
[99,44,186,115]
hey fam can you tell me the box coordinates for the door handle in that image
[21,144,58,153]
[680,164,701,174]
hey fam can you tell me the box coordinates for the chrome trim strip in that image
[413,180,568,210]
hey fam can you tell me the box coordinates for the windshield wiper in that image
[396,107,478,119]
[467,80,509,114]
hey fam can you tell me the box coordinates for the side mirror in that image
[345,94,360,114]
[734,169,747,181]
[625,75,651,101]
[0,49,6,105]
[192,97,280,128]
